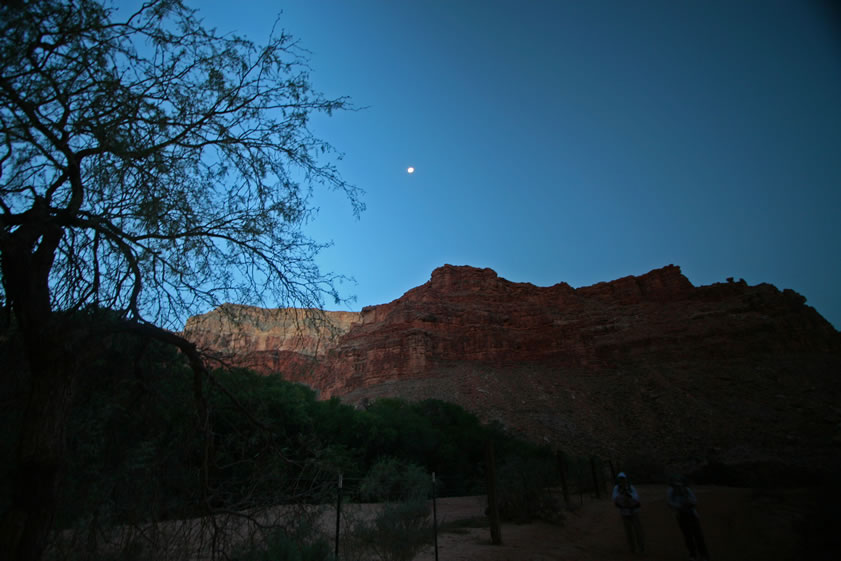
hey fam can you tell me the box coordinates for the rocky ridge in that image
[184,265,841,476]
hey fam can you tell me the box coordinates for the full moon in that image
[407,167,415,174]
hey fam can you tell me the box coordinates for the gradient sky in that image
[130,1,841,328]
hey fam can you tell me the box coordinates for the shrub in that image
[496,455,563,524]
[349,499,432,561]
[358,457,430,503]
[230,528,334,561]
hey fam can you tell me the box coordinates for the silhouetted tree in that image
[0,1,362,558]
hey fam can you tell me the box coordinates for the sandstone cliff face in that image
[184,265,841,475]
[184,304,359,374]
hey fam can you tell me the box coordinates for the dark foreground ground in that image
[413,484,836,561]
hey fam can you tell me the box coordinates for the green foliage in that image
[57,336,201,527]
[357,398,510,495]
[358,457,429,503]
[205,368,336,508]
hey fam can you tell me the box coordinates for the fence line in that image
[327,450,615,561]
[46,452,620,560]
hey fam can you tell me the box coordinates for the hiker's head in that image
[669,474,686,488]
[617,472,629,486]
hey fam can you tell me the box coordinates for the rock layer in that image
[184,304,359,374]
[184,265,841,475]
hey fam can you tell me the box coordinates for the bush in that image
[340,458,434,561]
[358,457,430,503]
[496,455,563,523]
[350,499,432,561]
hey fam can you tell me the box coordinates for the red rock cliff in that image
[185,265,841,473]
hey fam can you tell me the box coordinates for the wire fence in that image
[325,449,617,561]
[44,449,619,561]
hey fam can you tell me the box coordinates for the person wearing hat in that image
[611,472,644,553]
[667,475,709,561]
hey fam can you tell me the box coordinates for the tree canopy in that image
[0,0,363,329]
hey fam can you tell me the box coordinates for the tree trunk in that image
[0,324,78,561]
[0,226,77,561]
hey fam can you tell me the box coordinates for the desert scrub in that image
[346,499,432,561]
[358,457,430,502]
[496,455,564,524]
[229,528,334,561]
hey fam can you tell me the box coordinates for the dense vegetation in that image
[0,327,558,540]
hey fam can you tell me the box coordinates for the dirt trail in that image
[415,485,817,561]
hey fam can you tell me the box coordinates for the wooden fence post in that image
[335,473,342,561]
[557,451,570,506]
[590,456,601,499]
[485,441,502,545]
[432,472,439,561]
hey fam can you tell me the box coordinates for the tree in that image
[0,1,363,558]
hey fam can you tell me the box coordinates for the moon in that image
[407,166,415,174]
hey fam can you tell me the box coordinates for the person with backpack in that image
[667,475,709,561]
[612,472,644,553]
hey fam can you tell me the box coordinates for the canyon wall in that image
[184,265,841,475]
[184,304,359,373]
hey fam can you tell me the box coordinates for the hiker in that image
[611,472,644,553]
[668,475,709,561]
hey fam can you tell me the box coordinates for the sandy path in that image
[413,485,816,561]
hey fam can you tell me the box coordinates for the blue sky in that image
[154,1,841,328]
